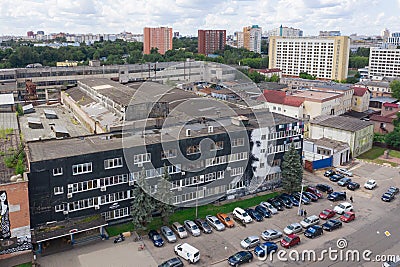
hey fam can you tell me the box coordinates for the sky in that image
[0,0,399,37]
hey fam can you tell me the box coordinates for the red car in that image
[280,234,300,248]
[306,187,323,199]
[340,211,355,222]
[319,209,336,220]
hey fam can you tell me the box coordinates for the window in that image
[133,153,151,164]
[186,145,200,155]
[210,141,224,150]
[104,157,123,170]
[55,204,64,212]
[231,167,244,176]
[232,138,244,147]
[53,168,63,176]
[72,162,92,175]
[54,186,64,195]
[161,149,177,159]
[261,135,266,140]
[229,152,247,162]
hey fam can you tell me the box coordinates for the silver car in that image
[261,229,283,241]
[206,215,225,231]
[283,222,302,235]
[240,235,260,249]
[184,220,201,237]
[160,226,177,243]
[260,201,278,214]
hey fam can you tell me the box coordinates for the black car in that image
[268,198,284,211]
[304,225,323,238]
[337,177,352,186]
[322,219,342,231]
[388,186,399,195]
[194,218,213,234]
[327,192,347,201]
[381,191,395,202]
[245,208,263,222]
[347,182,360,191]
[148,230,164,247]
[303,192,318,202]
[158,257,184,267]
[324,169,336,177]
[292,192,311,205]
[316,184,334,194]
[329,174,344,182]
[277,195,293,208]
[228,251,253,266]
[285,194,300,206]
[255,205,271,218]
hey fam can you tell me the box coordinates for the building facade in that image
[303,138,350,167]
[369,48,400,79]
[352,87,370,112]
[198,30,226,55]
[268,26,303,37]
[243,25,262,54]
[269,36,350,81]
[143,27,173,55]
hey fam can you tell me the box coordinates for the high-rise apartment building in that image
[387,32,400,47]
[269,36,350,81]
[268,25,303,37]
[234,31,244,48]
[198,30,226,55]
[143,27,173,55]
[243,25,262,54]
[369,47,400,78]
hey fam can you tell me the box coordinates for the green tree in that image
[299,72,316,80]
[131,170,155,229]
[153,166,175,224]
[281,144,303,193]
[390,80,400,100]
[385,127,400,148]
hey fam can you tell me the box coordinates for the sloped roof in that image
[353,86,368,97]
[257,90,304,107]
[311,115,374,132]
[369,114,394,123]
[383,102,399,108]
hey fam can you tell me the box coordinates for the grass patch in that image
[14,263,31,267]
[358,146,385,160]
[106,221,135,237]
[389,150,400,158]
[374,159,398,167]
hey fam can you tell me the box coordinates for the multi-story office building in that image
[386,32,400,46]
[268,26,303,37]
[243,25,262,53]
[369,47,400,79]
[269,36,350,81]
[198,30,226,55]
[143,27,173,55]
[319,31,341,37]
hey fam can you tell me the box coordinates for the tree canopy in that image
[390,80,400,100]
[281,144,303,193]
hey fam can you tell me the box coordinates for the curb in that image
[355,159,400,169]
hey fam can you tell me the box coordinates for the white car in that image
[336,167,353,177]
[260,201,278,214]
[261,229,283,241]
[364,179,377,190]
[232,207,253,223]
[334,202,353,215]
[300,215,320,228]
[283,222,302,235]
[240,235,260,249]
[205,215,225,231]
[184,220,201,237]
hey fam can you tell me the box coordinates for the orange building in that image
[143,27,173,55]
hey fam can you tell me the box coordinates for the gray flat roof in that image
[23,104,34,111]
[305,137,349,151]
[0,112,18,130]
[27,117,42,124]
[370,97,398,103]
[0,93,14,105]
[44,109,57,116]
[311,115,374,132]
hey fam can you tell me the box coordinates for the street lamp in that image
[195,183,199,218]
[297,184,305,216]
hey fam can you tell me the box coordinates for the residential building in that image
[303,137,350,167]
[370,102,400,134]
[198,30,226,55]
[369,48,400,78]
[143,27,173,55]
[369,96,398,109]
[255,69,282,79]
[319,31,341,37]
[387,32,400,46]
[243,25,262,53]
[309,115,374,157]
[269,36,350,81]
[358,79,393,97]
[256,90,304,119]
[268,25,303,37]
[352,86,371,112]
[235,31,244,48]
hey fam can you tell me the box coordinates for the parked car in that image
[347,181,360,191]
[254,242,278,257]
[388,186,399,195]
[319,209,336,220]
[148,229,164,247]
[184,220,201,237]
[381,255,400,267]
[336,167,353,177]
[217,213,235,228]
[233,207,253,223]
[337,177,352,186]
[206,215,225,231]
[381,191,395,202]
[306,187,323,198]
[245,208,263,222]
[322,219,342,231]
[303,192,318,202]
[255,205,271,218]
[329,174,344,182]
[273,197,290,208]
[228,251,253,266]
[304,225,323,238]
[364,179,377,190]
[174,243,200,264]
[160,226,177,243]
[281,194,300,206]
[158,257,184,267]
[324,169,335,177]
[327,191,347,201]
[280,234,301,248]
[240,235,260,249]
[194,218,212,234]
[284,222,302,235]
[261,229,283,241]
[171,222,188,239]
[333,202,353,215]
[260,201,278,214]
[268,198,284,211]
[340,211,355,222]
[292,193,310,205]
[277,195,294,208]
[300,215,320,228]
[316,184,334,194]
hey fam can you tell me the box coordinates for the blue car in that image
[254,242,278,257]
[245,208,263,222]
[255,205,271,218]
[281,193,300,206]
[228,251,253,266]
[148,230,164,247]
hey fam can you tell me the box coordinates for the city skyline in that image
[0,0,399,37]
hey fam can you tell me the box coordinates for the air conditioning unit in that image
[226,167,232,171]
[63,210,69,215]
[67,193,73,199]
[208,126,214,133]
[95,205,100,210]
[200,175,204,179]
[100,186,106,192]
[129,181,135,186]
[177,187,182,191]
[138,163,143,168]
[181,171,186,176]
[186,129,191,137]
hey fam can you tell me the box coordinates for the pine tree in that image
[131,169,155,229]
[281,143,303,193]
[153,165,175,225]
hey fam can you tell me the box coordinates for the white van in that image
[174,243,200,264]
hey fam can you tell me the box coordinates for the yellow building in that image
[269,36,350,81]
[56,61,79,67]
